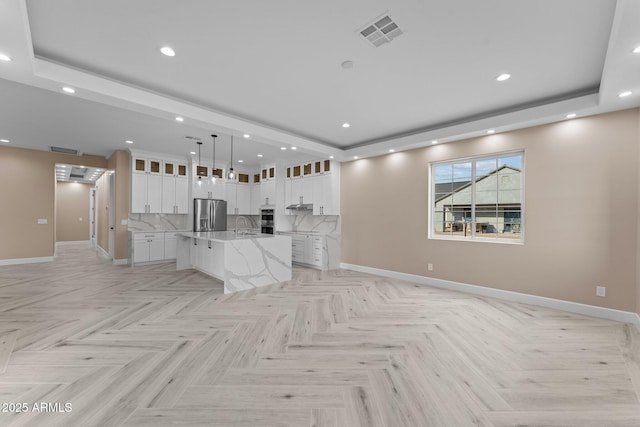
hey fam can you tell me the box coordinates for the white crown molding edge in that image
[341,262,640,331]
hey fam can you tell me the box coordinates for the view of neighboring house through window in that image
[431,152,523,242]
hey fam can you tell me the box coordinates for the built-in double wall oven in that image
[260,208,275,234]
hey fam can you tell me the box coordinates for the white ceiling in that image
[1,0,639,163]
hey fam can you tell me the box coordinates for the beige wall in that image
[55,182,93,242]
[0,146,107,260]
[108,150,130,260]
[94,150,130,260]
[637,108,640,317]
[341,108,640,312]
[95,171,110,254]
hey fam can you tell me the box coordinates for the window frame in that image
[429,150,525,244]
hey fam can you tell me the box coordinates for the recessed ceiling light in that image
[0,139,9,143]
[432,140,438,144]
[487,129,495,134]
[238,160,244,163]
[496,73,511,82]
[329,156,334,159]
[281,147,287,150]
[566,113,577,119]
[388,149,395,153]
[190,151,196,155]
[243,134,250,138]
[353,156,359,159]
[633,46,640,54]
[125,140,134,144]
[160,46,176,57]
[291,147,297,150]
[62,87,75,94]
[175,116,184,122]
[257,154,263,157]
[342,123,351,128]
[0,53,11,62]
[618,91,632,98]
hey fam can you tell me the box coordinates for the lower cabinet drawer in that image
[309,255,322,267]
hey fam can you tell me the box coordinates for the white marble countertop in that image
[130,229,191,233]
[179,231,281,241]
[276,230,331,235]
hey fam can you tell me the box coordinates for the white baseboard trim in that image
[0,256,54,266]
[341,262,639,327]
[112,259,128,265]
[55,240,91,246]
[96,245,110,259]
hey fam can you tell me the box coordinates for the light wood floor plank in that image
[0,243,637,426]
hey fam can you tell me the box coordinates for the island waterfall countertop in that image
[176,231,292,294]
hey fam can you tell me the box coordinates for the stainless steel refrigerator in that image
[193,199,227,232]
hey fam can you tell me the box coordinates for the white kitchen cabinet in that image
[161,175,176,214]
[261,180,276,206]
[164,231,177,260]
[131,157,163,214]
[161,175,189,214]
[291,235,306,263]
[301,177,313,204]
[210,179,225,200]
[193,179,208,199]
[236,183,251,214]
[194,176,225,200]
[162,162,189,214]
[132,232,165,263]
[225,180,251,215]
[312,174,339,215]
[286,233,324,268]
[250,177,261,213]
[226,182,237,214]
[286,176,312,208]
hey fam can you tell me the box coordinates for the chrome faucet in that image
[235,216,250,235]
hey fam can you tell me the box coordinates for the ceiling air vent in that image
[184,135,202,142]
[49,146,81,156]
[358,13,403,47]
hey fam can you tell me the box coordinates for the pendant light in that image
[211,134,217,181]
[227,135,235,180]
[196,141,203,181]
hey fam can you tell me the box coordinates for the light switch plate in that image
[121,219,128,225]
[37,218,47,224]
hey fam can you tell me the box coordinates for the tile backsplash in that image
[280,212,340,234]
[128,214,189,231]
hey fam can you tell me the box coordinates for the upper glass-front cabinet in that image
[133,158,161,174]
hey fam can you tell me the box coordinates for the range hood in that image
[286,203,313,211]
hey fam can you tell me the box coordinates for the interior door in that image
[108,172,115,260]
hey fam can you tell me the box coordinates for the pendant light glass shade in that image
[227,135,235,180]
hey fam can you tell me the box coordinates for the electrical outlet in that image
[596,286,606,297]
[427,263,433,272]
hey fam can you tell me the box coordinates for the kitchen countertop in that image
[179,231,280,241]
[130,229,191,233]
[276,230,331,235]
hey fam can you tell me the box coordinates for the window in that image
[431,152,523,242]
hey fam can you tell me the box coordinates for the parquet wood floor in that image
[0,244,639,426]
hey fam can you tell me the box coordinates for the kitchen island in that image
[176,231,292,294]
